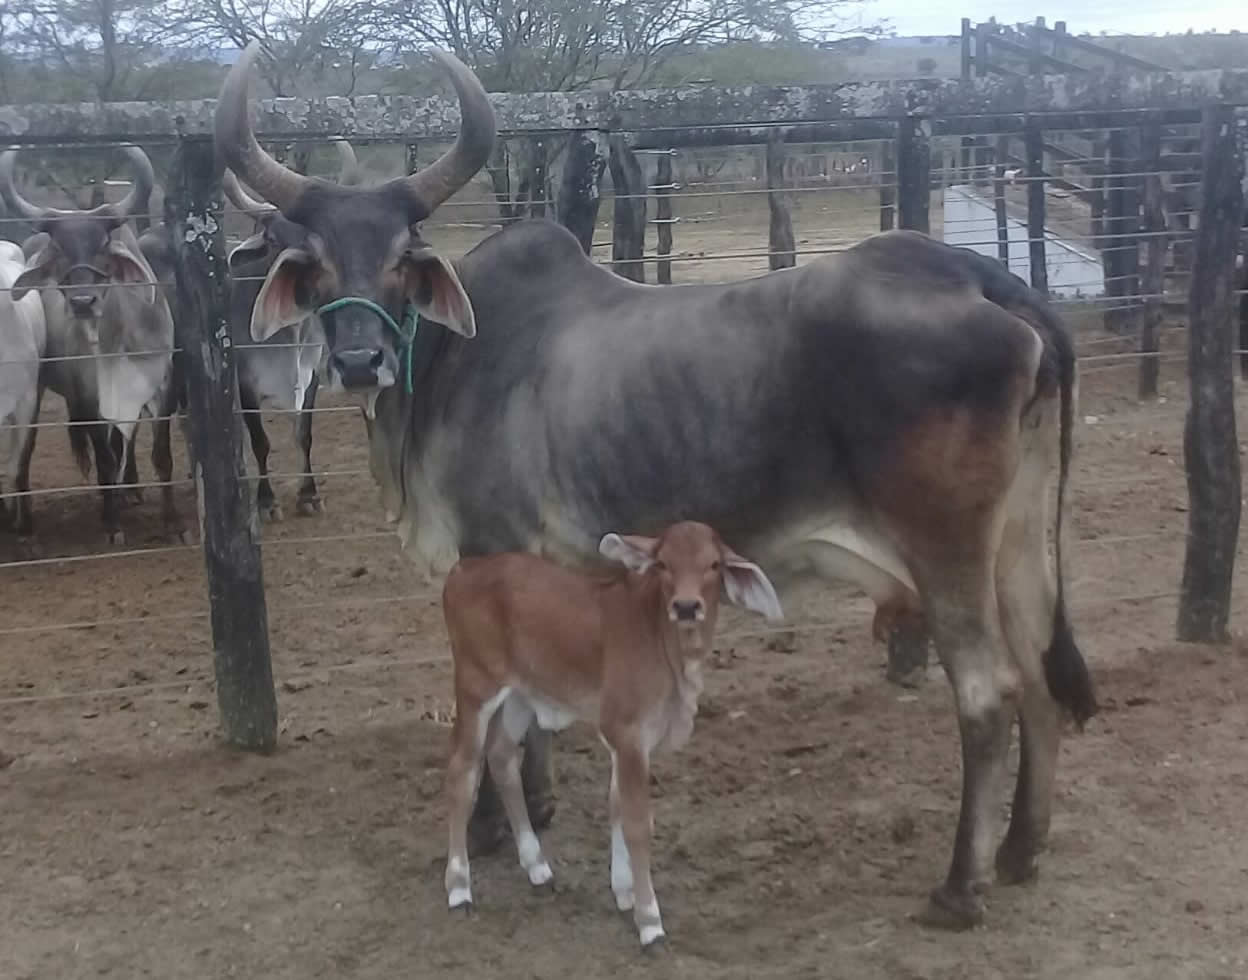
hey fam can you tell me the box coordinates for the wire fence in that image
[1,99,1246,740]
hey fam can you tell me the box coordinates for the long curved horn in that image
[214,41,313,213]
[223,168,276,217]
[110,144,155,221]
[395,50,496,217]
[0,149,47,220]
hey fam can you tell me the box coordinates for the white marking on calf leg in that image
[444,688,510,910]
[637,898,665,947]
[604,746,634,910]
[488,694,553,888]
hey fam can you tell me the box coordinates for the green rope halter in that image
[315,296,420,394]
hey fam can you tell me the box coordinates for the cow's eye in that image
[710,561,721,572]
[654,561,667,573]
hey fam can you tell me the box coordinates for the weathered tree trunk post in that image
[897,117,931,235]
[487,141,516,223]
[766,129,796,271]
[1138,119,1166,400]
[879,138,896,231]
[405,142,420,176]
[654,151,676,283]
[994,135,1010,265]
[608,134,646,283]
[1177,105,1244,643]
[167,136,277,751]
[1026,121,1049,295]
[555,130,607,255]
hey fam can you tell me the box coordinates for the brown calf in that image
[441,520,783,947]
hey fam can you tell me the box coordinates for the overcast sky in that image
[870,1,1248,37]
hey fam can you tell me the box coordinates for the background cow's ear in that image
[11,233,55,301]
[399,249,475,339]
[599,533,659,573]
[106,239,157,305]
[227,230,270,271]
[252,248,318,342]
[721,546,784,622]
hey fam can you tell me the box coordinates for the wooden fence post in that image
[888,117,935,684]
[405,142,420,175]
[609,134,646,283]
[1103,128,1140,331]
[655,150,676,283]
[556,130,607,255]
[1138,118,1166,400]
[994,135,1010,265]
[167,136,278,751]
[1177,104,1243,644]
[879,138,896,231]
[1026,120,1048,295]
[897,117,931,235]
[766,129,796,270]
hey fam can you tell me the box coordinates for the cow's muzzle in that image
[330,347,395,390]
[670,598,706,624]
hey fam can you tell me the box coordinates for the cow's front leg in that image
[89,423,124,545]
[294,374,322,516]
[613,736,664,948]
[153,394,189,544]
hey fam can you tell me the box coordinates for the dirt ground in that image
[4,221,1248,980]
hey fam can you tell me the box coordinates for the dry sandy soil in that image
[3,213,1248,980]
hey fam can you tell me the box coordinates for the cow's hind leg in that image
[916,542,1019,930]
[294,374,322,515]
[486,696,553,888]
[994,407,1065,883]
[120,430,142,506]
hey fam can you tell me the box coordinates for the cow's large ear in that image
[399,248,475,339]
[11,233,55,301]
[599,533,659,573]
[106,239,157,305]
[720,545,784,622]
[252,248,318,342]
[228,230,270,271]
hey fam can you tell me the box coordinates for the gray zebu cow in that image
[215,41,1097,930]
[1,146,183,543]
[0,240,47,533]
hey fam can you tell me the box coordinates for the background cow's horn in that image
[0,149,47,220]
[214,40,311,213]
[397,49,496,217]
[332,137,358,175]
[110,144,155,221]
[223,168,276,216]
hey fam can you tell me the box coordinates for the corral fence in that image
[1,68,1246,750]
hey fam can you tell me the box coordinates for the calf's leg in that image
[607,743,634,911]
[445,687,510,910]
[486,697,552,887]
[294,374,322,515]
[12,385,44,536]
[153,389,188,543]
[613,738,664,948]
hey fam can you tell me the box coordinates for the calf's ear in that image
[721,546,784,622]
[599,533,659,573]
[399,248,475,339]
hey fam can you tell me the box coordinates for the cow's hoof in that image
[122,488,144,507]
[995,840,1041,885]
[466,815,509,858]
[261,502,284,523]
[447,890,474,914]
[175,529,194,547]
[919,885,984,931]
[295,497,323,517]
[106,530,126,547]
[526,795,557,832]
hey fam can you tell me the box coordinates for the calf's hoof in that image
[447,889,474,914]
[639,926,667,952]
[919,885,984,931]
[106,529,126,547]
[995,839,1041,886]
[260,501,284,524]
[295,496,323,517]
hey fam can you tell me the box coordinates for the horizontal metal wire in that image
[0,542,196,572]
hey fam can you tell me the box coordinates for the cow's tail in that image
[1042,317,1098,727]
[68,424,92,479]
